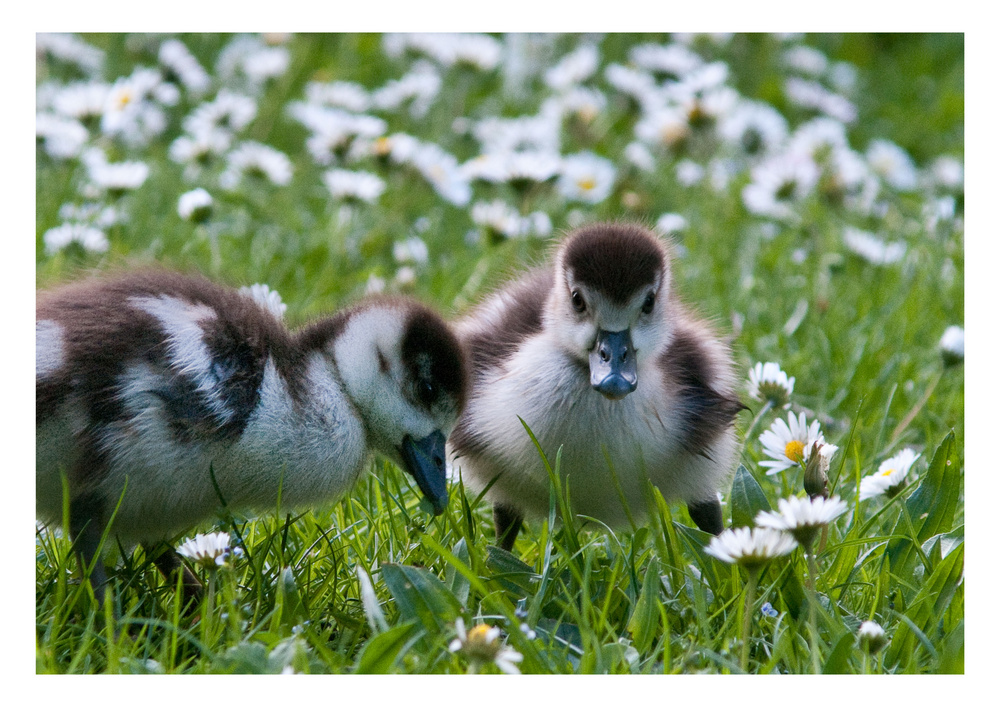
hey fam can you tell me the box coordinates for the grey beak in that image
[590,328,638,400]
[399,430,448,515]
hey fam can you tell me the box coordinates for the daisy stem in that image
[201,569,217,648]
[806,552,821,674]
[740,566,761,673]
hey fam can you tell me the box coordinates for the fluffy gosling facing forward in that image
[450,222,743,550]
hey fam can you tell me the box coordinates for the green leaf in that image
[886,541,964,667]
[355,621,418,674]
[444,537,472,608]
[888,431,961,570]
[627,561,661,653]
[485,545,539,594]
[822,631,856,674]
[381,563,461,632]
[729,464,772,529]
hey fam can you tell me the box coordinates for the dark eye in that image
[418,379,437,405]
[641,292,656,315]
[571,289,586,313]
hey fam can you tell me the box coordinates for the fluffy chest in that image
[457,334,689,512]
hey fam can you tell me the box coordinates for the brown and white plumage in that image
[36,270,467,602]
[449,223,743,550]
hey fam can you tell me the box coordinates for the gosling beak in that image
[399,430,448,515]
[590,328,638,401]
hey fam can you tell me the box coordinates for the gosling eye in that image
[571,289,587,314]
[417,379,437,406]
[641,292,656,315]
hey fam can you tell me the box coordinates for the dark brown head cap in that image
[560,223,666,304]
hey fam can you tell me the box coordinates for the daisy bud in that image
[803,441,833,499]
[857,620,887,653]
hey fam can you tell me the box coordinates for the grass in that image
[35,32,964,675]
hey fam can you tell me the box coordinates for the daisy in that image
[624,141,657,173]
[704,526,796,570]
[177,188,213,223]
[82,149,150,194]
[634,106,690,150]
[448,618,523,674]
[860,448,920,500]
[747,362,795,409]
[858,620,888,653]
[43,222,109,256]
[655,213,687,236]
[718,100,788,158]
[221,141,293,189]
[544,43,600,91]
[158,39,211,96]
[52,81,109,122]
[604,64,659,107]
[370,61,442,118]
[304,80,371,113]
[176,531,241,570]
[843,227,906,266]
[866,139,918,191]
[783,45,829,77]
[754,495,848,550]
[939,325,964,365]
[741,151,820,221]
[784,77,857,123]
[930,156,964,190]
[322,168,385,204]
[471,199,522,240]
[759,411,830,475]
[239,283,286,319]
[557,151,616,204]
[36,32,104,75]
[184,90,258,135]
[630,42,703,80]
[36,113,89,160]
[392,236,430,266]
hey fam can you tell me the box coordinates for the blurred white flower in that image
[36,113,89,159]
[371,61,442,118]
[82,148,150,193]
[748,362,795,408]
[742,151,819,221]
[843,227,906,266]
[544,43,600,91]
[558,151,616,204]
[785,77,857,123]
[858,620,888,653]
[719,100,788,157]
[630,42,703,79]
[222,141,293,188]
[635,106,690,149]
[43,223,109,255]
[866,139,918,191]
[783,45,829,77]
[323,168,385,204]
[305,80,371,112]
[393,236,429,265]
[448,618,523,674]
[177,188,213,222]
[939,325,964,365]
[159,39,211,96]
[625,141,656,173]
[655,212,687,235]
[931,156,964,190]
[37,32,104,75]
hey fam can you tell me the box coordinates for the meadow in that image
[35,32,964,675]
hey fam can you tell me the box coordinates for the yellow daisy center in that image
[467,624,492,642]
[577,177,596,191]
[784,440,805,462]
[880,467,895,477]
[373,137,392,156]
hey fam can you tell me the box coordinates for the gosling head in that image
[299,298,467,514]
[546,223,672,401]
